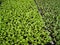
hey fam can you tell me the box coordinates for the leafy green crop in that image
[56,15,60,45]
[35,0,60,45]
[0,0,51,45]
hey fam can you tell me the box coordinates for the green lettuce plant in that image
[0,0,51,45]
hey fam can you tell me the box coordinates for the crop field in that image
[35,0,60,45]
[0,0,60,45]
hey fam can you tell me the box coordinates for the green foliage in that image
[56,15,60,45]
[0,0,51,45]
[35,0,60,45]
